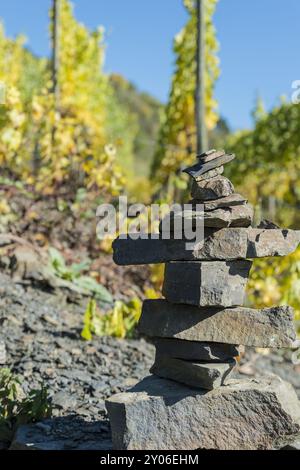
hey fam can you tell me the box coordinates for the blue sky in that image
[0,0,299,129]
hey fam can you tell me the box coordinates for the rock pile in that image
[107,150,300,450]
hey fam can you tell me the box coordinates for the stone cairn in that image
[106,150,300,450]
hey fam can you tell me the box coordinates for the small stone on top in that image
[198,149,226,163]
[183,151,235,179]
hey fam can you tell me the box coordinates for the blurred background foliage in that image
[0,0,299,336]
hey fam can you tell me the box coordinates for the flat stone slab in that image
[160,204,253,231]
[112,228,300,265]
[183,153,235,179]
[153,338,240,361]
[198,149,226,163]
[106,374,300,450]
[191,176,234,200]
[202,204,254,228]
[139,300,296,348]
[163,260,252,307]
[190,193,247,211]
[151,355,236,390]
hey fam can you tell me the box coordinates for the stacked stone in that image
[106,150,300,450]
[149,150,254,390]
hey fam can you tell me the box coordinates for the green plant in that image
[81,297,142,341]
[0,368,52,444]
[49,247,90,281]
[17,386,51,425]
[49,247,113,304]
[227,100,300,226]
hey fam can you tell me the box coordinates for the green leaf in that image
[70,260,91,277]
[49,247,67,273]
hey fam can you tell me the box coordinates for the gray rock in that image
[183,153,235,179]
[153,338,240,362]
[236,349,300,398]
[52,391,78,411]
[106,374,300,450]
[139,300,296,348]
[228,205,254,227]
[191,176,234,200]
[112,233,208,266]
[163,260,252,307]
[191,193,247,211]
[198,149,226,163]
[112,228,300,265]
[151,355,236,390]
[194,166,224,182]
[161,204,253,231]
[0,340,6,364]
[193,227,248,260]
[257,219,280,229]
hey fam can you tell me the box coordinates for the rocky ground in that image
[0,272,154,449]
[0,274,300,450]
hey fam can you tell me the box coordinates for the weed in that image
[0,368,52,445]
[49,247,113,304]
[81,297,142,340]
